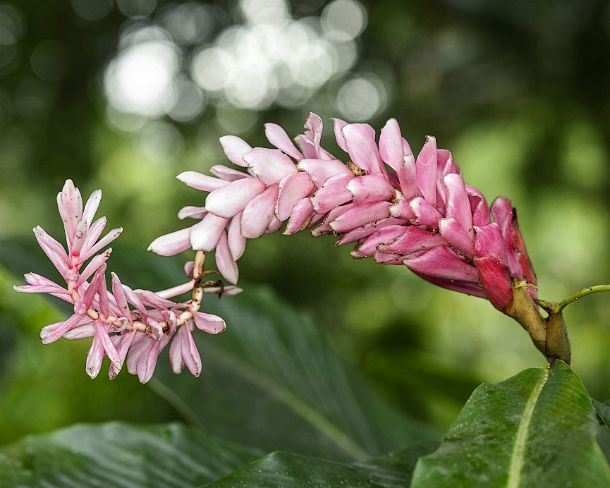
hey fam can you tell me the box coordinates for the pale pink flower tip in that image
[17,179,229,383]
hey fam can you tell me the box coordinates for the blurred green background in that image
[1,0,610,444]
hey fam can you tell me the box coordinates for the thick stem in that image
[504,286,571,364]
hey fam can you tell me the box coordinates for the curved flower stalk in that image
[15,180,239,383]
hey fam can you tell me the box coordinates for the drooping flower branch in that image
[18,113,574,382]
[150,114,569,362]
[15,180,240,382]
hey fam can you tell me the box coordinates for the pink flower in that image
[152,114,537,313]
[16,180,233,383]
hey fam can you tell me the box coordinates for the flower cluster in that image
[150,113,536,313]
[16,180,238,382]
[19,114,539,382]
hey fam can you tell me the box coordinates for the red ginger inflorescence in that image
[18,114,542,383]
[151,113,537,313]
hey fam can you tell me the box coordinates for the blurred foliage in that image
[1,0,610,446]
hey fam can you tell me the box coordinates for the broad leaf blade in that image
[411,361,610,487]
[0,423,260,488]
[204,441,436,488]
[154,288,435,460]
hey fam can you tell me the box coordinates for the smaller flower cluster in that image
[16,180,237,382]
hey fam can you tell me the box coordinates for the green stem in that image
[557,285,610,312]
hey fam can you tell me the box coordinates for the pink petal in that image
[389,199,415,220]
[215,231,239,284]
[177,171,229,192]
[178,206,207,220]
[352,225,406,258]
[57,179,83,245]
[109,331,137,379]
[332,117,348,152]
[155,280,195,299]
[276,172,316,221]
[474,223,506,262]
[80,227,123,262]
[404,246,479,282]
[210,165,248,181]
[312,204,352,236]
[379,118,404,170]
[347,175,394,204]
[148,228,191,256]
[342,123,384,175]
[296,113,327,159]
[266,216,282,233]
[467,185,490,226]
[82,189,102,227]
[190,213,229,251]
[219,135,252,167]
[33,226,70,279]
[444,174,473,238]
[474,256,513,310]
[80,217,107,257]
[265,123,303,160]
[137,340,161,384]
[41,313,91,344]
[336,218,406,246]
[284,197,314,235]
[86,333,105,379]
[76,249,112,286]
[227,214,247,260]
[64,324,95,340]
[415,136,438,206]
[193,311,226,334]
[396,154,418,199]
[169,329,184,374]
[111,272,131,317]
[412,272,485,298]
[243,148,297,185]
[378,226,444,255]
[439,217,474,258]
[509,212,537,287]
[241,184,279,239]
[330,201,392,233]
[94,321,120,367]
[297,158,352,187]
[409,197,442,228]
[311,174,353,213]
[180,325,202,377]
[205,177,266,218]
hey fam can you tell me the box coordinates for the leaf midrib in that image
[155,342,369,460]
[506,367,550,488]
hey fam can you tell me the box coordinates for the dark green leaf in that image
[203,440,437,488]
[411,361,610,487]
[0,422,260,488]
[153,287,436,461]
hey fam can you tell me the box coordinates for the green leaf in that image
[203,441,437,488]
[0,422,260,488]
[411,361,610,487]
[151,288,436,461]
